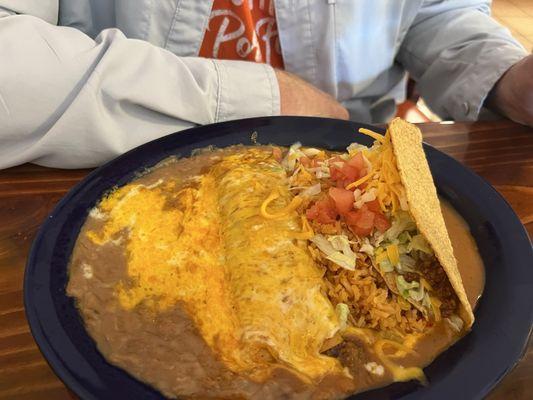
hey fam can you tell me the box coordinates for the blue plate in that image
[24,117,533,400]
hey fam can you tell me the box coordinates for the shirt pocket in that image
[331,1,413,95]
[164,0,214,56]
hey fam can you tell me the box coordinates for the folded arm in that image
[397,0,528,122]
[0,1,280,169]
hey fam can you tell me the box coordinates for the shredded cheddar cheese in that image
[292,215,315,240]
[359,128,386,143]
[345,172,372,190]
[420,278,434,292]
[375,249,388,264]
[386,244,400,266]
[260,189,303,219]
[430,296,442,321]
[86,148,344,383]
[357,128,408,215]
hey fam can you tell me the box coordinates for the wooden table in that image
[0,120,531,399]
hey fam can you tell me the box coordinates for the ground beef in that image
[439,297,458,318]
[402,272,419,283]
[419,259,459,318]
[326,341,365,375]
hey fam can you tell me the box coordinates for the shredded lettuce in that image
[310,234,335,253]
[372,231,386,247]
[300,183,321,197]
[379,259,394,273]
[346,143,368,155]
[281,142,304,172]
[375,245,416,274]
[399,254,416,269]
[409,284,425,302]
[328,235,354,252]
[396,260,417,273]
[384,211,416,241]
[398,231,411,244]
[308,162,331,179]
[446,314,464,332]
[359,241,374,256]
[422,293,432,309]
[335,303,350,329]
[302,147,321,157]
[354,188,377,209]
[327,253,356,270]
[396,275,420,299]
[310,234,357,270]
[379,211,432,255]
[408,234,433,254]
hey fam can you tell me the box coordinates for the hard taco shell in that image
[388,117,475,328]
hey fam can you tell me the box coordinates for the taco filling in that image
[279,119,472,339]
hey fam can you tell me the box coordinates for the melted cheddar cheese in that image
[85,148,343,383]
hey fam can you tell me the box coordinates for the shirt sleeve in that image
[397,0,527,121]
[0,2,280,169]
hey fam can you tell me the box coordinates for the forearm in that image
[485,56,533,127]
[0,10,279,169]
[398,0,527,121]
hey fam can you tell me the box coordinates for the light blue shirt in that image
[0,0,527,168]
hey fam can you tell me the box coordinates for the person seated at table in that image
[0,0,531,169]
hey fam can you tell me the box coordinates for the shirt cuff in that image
[212,59,280,122]
[449,45,527,121]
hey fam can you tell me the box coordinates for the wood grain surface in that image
[0,120,531,399]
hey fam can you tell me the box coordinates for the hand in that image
[275,69,349,120]
[487,55,533,127]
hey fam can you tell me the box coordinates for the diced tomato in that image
[342,199,391,236]
[329,156,345,179]
[329,162,359,188]
[374,213,391,233]
[306,198,338,224]
[329,164,343,181]
[272,147,283,161]
[300,156,311,167]
[344,206,375,237]
[336,179,350,189]
[344,210,361,226]
[366,199,382,213]
[328,154,367,189]
[350,223,373,237]
[328,187,354,215]
[347,152,365,171]
[358,208,375,229]
[306,205,319,220]
[341,163,359,182]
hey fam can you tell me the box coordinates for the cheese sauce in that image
[441,200,485,309]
